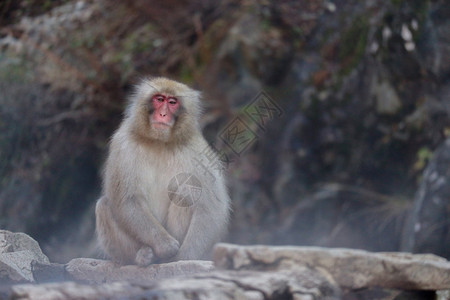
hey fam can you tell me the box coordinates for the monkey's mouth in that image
[151,121,173,129]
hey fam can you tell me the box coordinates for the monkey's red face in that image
[150,94,181,129]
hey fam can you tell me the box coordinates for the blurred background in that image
[0,0,449,263]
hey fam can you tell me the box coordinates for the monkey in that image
[95,77,231,266]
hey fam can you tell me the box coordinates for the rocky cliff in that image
[0,0,449,269]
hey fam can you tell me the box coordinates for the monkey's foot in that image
[135,246,154,266]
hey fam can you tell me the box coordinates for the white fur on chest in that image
[132,144,192,223]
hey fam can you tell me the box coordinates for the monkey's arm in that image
[113,197,180,259]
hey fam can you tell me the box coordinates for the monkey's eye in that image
[153,95,165,102]
[168,97,178,105]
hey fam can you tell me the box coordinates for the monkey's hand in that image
[152,232,180,259]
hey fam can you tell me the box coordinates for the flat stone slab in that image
[65,258,215,284]
[213,243,450,290]
[7,267,341,300]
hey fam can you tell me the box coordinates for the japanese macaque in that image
[95,77,230,266]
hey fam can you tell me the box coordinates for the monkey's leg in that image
[96,196,154,266]
[174,200,227,261]
[114,196,180,260]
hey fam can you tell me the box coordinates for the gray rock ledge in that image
[65,258,214,284]
[213,243,450,290]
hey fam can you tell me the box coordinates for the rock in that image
[372,78,402,115]
[8,281,146,300]
[401,138,450,258]
[152,268,340,300]
[0,230,50,283]
[214,243,450,290]
[6,242,450,299]
[31,261,66,283]
[1,0,449,265]
[419,1,450,80]
[344,287,436,300]
[0,230,49,263]
[437,290,450,300]
[7,267,341,300]
[65,258,215,285]
[0,251,41,282]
